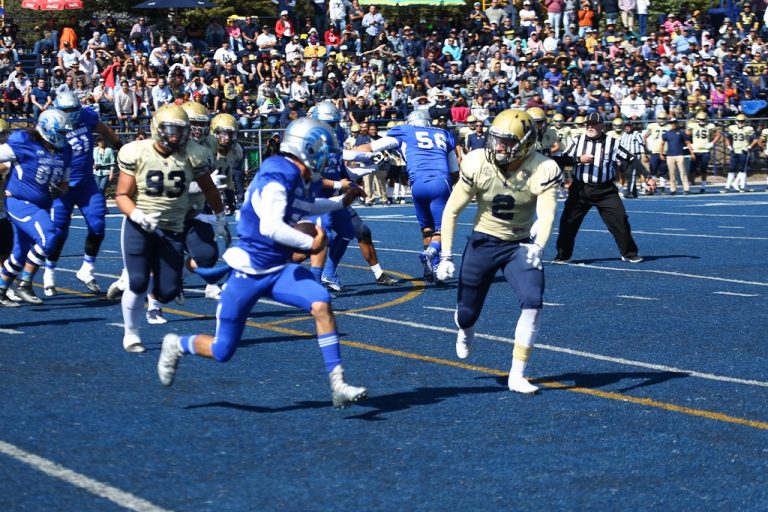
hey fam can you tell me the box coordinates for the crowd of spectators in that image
[0,0,767,135]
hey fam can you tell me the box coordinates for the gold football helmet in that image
[526,106,547,137]
[657,111,669,125]
[696,111,708,123]
[181,101,211,142]
[210,113,238,149]
[485,109,536,166]
[350,123,361,134]
[151,104,190,152]
[552,113,565,128]
[736,113,748,125]
[612,117,624,132]
[574,115,586,127]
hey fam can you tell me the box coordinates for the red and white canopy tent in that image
[20,0,82,9]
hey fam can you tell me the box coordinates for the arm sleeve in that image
[309,195,345,214]
[0,143,17,164]
[342,149,374,162]
[370,136,400,152]
[440,169,475,257]
[255,181,314,251]
[533,186,557,249]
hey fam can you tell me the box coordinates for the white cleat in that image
[204,283,222,300]
[456,327,474,360]
[123,333,146,353]
[508,375,540,394]
[105,280,124,301]
[43,268,56,297]
[158,333,183,386]
[146,308,168,325]
[76,266,101,293]
[6,287,21,302]
[329,365,368,409]
[454,311,474,360]
[15,282,42,305]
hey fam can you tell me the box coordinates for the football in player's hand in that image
[294,221,318,238]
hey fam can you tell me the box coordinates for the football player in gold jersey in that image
[115,104,226,353]
[724,113,757,193]
[686,111,720,193]
[437,110,562,394]
[527,107,560,155]
[643,112,670,191]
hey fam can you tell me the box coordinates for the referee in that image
[618,121,647,198]
[553,113,657,263]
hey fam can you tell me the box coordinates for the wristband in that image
[333,181,342,192]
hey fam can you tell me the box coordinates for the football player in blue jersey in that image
[356,109,459,282]
[307,100,398,291]
[157,117,369,409]
[42,92,123,296]
[0,110,73,307]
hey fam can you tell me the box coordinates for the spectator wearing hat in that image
[57,40,82,71]
[663,13,682,36]
[320,72,344,103]
[258,90,285,128]
[275,10,296,51]
[485,0,507,27]
[577,1,595,37]
[235,90,260,130]
[737,4,758,38]
[285,35,304,62]
[469,2,489,31]
[519,1,537,36]
[225,17,244,52]
[256,25,278,54]
[240,17,260,47]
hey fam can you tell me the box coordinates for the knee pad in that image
[421,227,435,239]
[455,303,479,330]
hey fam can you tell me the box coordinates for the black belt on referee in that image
[576,180,614,189]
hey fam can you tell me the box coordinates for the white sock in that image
[122,289,146,334]
[370,263,383,279]
[386,185,394,199]
[393,183,402,197]
[701,180,707,189]
[80,260,94,272]
[510,309,540,378]
[725,172,735,189]
[147,295,162,311]
[736,172,746,189]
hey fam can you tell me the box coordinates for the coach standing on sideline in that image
[553,113,656,264]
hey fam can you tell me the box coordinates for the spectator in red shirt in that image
[324,26,341,54]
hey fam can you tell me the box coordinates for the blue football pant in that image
[455,231,544,330]
[411,178,451,231]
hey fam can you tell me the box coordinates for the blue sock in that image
[324,236,350,278]
[83,255,96,265]
[45,261,57,270]
[429,240,442,267]
[179,335,196,355]
[19,270,33,283]
[311,266,323,282]
[318,332,341,373]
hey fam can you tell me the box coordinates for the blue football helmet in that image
[53,91,82,125]
[37,109,72,149]
[309,100,342,124]
[407,110,432,127]
[280,117,339,182]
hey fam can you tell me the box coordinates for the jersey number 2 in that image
[491,194,516,220]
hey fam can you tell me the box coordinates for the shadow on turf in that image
[2,316,106,328]
[345,385,507,421]
[184,400,330,413]
[492,370,688,393]
[559,255,701,265]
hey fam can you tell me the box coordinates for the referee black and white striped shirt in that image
[619,130,645,157]
[564,115,633,184]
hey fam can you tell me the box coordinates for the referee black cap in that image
[586,112,604,125]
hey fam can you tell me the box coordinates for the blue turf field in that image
[1,190,768,511]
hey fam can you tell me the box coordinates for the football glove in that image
[129,208,161,233]
[210,170,228,190]
[521,242,543,270]
[435,256,455,281]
